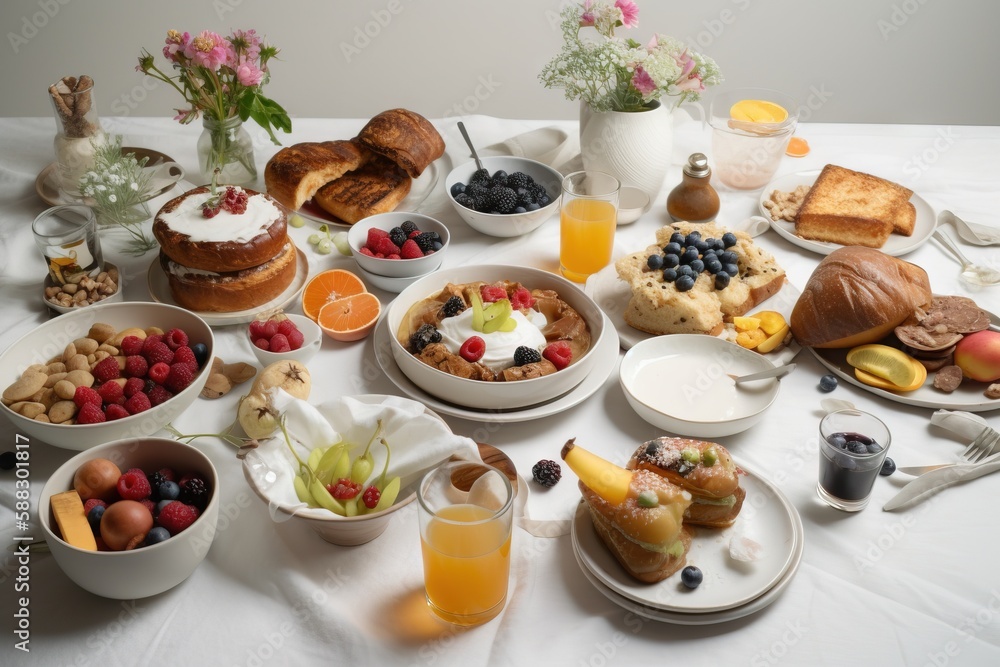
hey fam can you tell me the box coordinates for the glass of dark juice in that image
[817,409,891,511]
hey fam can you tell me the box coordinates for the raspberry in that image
[142,334,164,354]
[286,328,304,350]
[124,355,149,378]
[408,229,421,239]
[76,403,106,424]
[120,335,144,356]
[374,237,400,257]
[172,346,197,371]
[358,246,375,257]
[532,460,562,487]
[366,227,389,249]
[510,287,535,310]
[97,381,123,405]
[157,501,200,535]
[73,385,102,409]
[387,253,401,260]
[164,328,189,350]
[327,478,361,500]
[165,362,194,393]
[143,341,174,366]
[148,361,170,384]
[362,485,381,509]
[513,346,542,366]
[124,376,146,398]
[542,341,573,371]
[117,468,152,500]
[147,384,173,407]
[277,319,298,337]
[459,336,486,363]
[263,320,279,338]
[480,285,507,303]
[221,186,248,214]
[83,498,107,514]
[201,203,221,218]
[105,404,130,420]
[92,356,120,383]
[124,392,151,415]
[180,477,210,510]
[269,333,291,353]
[248,320,267,339]
[253,338,270,351]
[400,239,423,259]
[140,499,157,515]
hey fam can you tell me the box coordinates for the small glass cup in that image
[559,171,620,283]
[817,409,892,512]
[32,205,104,285]
[709,88,798,190]
[418,460,514,626]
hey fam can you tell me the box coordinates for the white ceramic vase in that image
[579,100,673,205]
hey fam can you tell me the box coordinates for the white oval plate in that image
[372,312,620,423]
[571,460,803,615]
[147,246,309,326]
[584,262,802,366]
[758,168,935,257]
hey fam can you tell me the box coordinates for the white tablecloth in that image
[1,114,999,666]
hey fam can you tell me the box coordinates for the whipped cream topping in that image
[438,308,548,371]
[165,260,220,278]
[159,187,281,243]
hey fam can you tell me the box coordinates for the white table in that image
[1,115,999,666]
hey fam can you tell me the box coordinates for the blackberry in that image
[531,460,562,487]
[180,477,209,510]
[388,227,408,248]
[147,471,168,500]
[506,171,532,190]
[409,324,441,353]
[401,220,419,235]
[469,168,491,186]
[455,193,475,209]
[487,186,518,214]
[440,295,466,318]
[414,232,437,253]
[515,188,536,206]
[513,346,542,366]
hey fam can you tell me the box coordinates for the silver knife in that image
[883,456,1000,511]
[898,451,1000,476]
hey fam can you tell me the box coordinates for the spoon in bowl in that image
[728,363,796,385]
[933,228,1000,287]
[457,121,486,174]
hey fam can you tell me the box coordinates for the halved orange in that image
[317,292,381,342]
[785,136,810,157]
[301,269,367,322]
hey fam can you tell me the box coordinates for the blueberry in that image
[647,255,664,270]
[662,268,678,282]
[526,202,540,211]
[880,457,896,476]
[829,434,848,449]
[663,254,680,269]
[819,374,838,392]
[722,232,738,248]
[694,240,710,254]
[157,499,174,514]
[681,565,703,589]
[681,247,700,264]
[159,480,180,500]
[867,441,883,454]
[705,259,723,274]
[432,241,443,251]
[676,264,694,278]
[684,231,702,245]
[450,182,466,198]
[714,272,730,290]
[720,251,738,265]
[145,527,171,546]
[87,505,105,530]
[675,275,696,292]
[848,441,868,455]
[670,232,686,245]
[513,206,527,214]
[712,238,726,252]
[724,263,739,277]
[664,242,682,255]
[191,342,209,368]
[689,259,705,274]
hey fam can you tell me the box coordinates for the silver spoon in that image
[728,363,796,384]
[933,228,1000,287]
[457,121,486,174]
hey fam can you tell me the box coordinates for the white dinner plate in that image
[810,308,1000,412]
[571,461,803,615]
[584,263,802,366]
[147,247,309,326]
[372,312,621,423]
[36,148,185,207]
[758,169,936,257]
[296,158,446,227]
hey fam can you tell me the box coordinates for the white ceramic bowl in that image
[248,313,322,367]
[0,302,214,451]
[619,335,781,438]
[43,262,125,314]
[346,212,449,278]
[38,437,219,599]
[445,156,562,238]
[353,263,428,294]
[387,265,605,410]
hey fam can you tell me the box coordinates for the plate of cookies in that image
[759,165,935,257]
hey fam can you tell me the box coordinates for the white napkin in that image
[480,126,581,174]
[243,391,480,521]
[938,210,1000,246]
[735,215,772,238]
[930,409,993,441]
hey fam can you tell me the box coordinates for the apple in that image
[954,330,1000,382]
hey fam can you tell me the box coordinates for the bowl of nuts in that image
[0,301,214,451]
[43,262,124,314]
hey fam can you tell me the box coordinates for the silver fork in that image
[962,428,1000,463]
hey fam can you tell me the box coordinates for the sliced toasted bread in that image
[893,201,916,236]
[264,140,370,211]
[312,156,412,224]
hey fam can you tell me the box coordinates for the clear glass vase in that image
[197,115,257,186]
[49,76,106,200]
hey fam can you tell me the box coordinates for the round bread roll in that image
[790,246,933,348]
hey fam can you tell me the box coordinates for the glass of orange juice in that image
[559,171,620,283]
[417,460,514,626]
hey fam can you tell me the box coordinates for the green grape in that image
[332,231,352,256]
[289,214,305,228]
[307,233,322,245]
[317,238,333,254]
[318,224,329,234]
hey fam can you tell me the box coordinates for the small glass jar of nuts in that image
[44,262,123,313]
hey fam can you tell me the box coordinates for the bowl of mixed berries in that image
[346,212,450,279]
[38,436,219,599]
[248,312,322,367]
[445,156,562,238]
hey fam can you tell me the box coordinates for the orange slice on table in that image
[785,136,810,157]
[301,269,367,322]
[317,292,381,342]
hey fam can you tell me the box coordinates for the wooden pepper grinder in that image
[667,153,720,224]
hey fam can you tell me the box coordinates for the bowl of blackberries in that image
[445,156,562,238]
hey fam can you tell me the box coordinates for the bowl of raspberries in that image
[248,312,322,367]
[38,436,219,599]
[0,301,214,451]
[445,156,563,238]
[346,212,450,279]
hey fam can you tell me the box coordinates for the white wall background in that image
[1,0,998,125]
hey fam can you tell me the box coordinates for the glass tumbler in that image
[559,171,620,283]
[817,409,892,512]
[32,205,104,285]
[709,88,798,190]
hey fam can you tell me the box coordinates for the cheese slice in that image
[51,490,98,551]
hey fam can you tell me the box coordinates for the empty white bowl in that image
[387,264,605,410]
[248,313,322,367]
[620,335,781,438]
[445,156,562,238]
[346,212,449,278]
[38,437,219,599]
[0,301,214,451]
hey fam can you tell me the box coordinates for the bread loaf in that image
[313,155,412,224]
[790,246,933,348]
[355,109,445,178]
[264,140,369,211]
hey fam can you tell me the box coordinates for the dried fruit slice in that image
[846,344,919,387]
[855,358,927,392]
[317,292,382,342]
[750,310,787,336]
[301,269,367,322]
[733,316,761,332]
[785,136,810,157]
